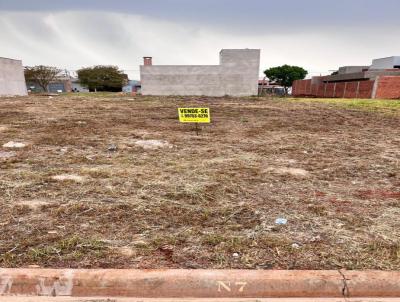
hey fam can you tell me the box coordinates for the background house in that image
[258,78,285,96]
[26,70,72,93]
[122,80,141,94]
[292,56,400,99]
[71,77,89,92]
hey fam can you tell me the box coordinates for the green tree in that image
[77,65,128,92]
[24,65,61,92]
[264,65,308,95]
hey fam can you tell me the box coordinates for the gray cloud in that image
[0,1,399,80]
[1,0,399,33]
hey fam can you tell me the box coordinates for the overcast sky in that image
[1,0,399,79]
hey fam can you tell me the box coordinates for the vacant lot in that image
[1,94,400,269]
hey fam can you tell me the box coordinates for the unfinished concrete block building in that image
[0,57,27,96]
[140,49,260,96]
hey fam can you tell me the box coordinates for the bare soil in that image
[1,94,400,269]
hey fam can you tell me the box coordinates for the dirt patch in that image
[0,151,16,159]
[0,94,400,270]
[51,174,86,183]
[15,199,52,210]
[134,139,173,150]
[115,247,136,257]
[355,189,400,199]
[266,167,310,178]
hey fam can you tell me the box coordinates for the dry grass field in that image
[1,94,400,269]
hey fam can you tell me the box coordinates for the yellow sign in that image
[178,108,211,123]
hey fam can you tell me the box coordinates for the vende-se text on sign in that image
[178,108,211,123]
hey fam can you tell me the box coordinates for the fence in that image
[292,79,375,99]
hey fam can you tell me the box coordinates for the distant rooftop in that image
[370,56,400,70]
[0,57,22,61]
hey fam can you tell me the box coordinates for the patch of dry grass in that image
[0,94,400,269]
[288,97,400,114]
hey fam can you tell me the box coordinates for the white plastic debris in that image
[232,252,240,258]
[108,144,118,152]
[2,141,26,148]
[291,243,301,249]
[275,218,288,225]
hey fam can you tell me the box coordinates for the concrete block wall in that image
[140,49,260,96]
[0,57,27,96]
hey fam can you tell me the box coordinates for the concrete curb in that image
[3,299,400,302]
[1,269,400,299]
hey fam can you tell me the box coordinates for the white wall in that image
[140,49,260,96]
[0,57,27,96]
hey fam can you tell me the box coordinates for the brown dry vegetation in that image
[1,94,400,269]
